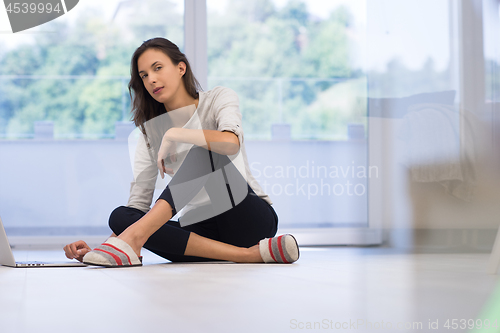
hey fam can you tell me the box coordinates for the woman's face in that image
[137,48,185,104]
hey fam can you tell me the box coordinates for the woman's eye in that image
[140,67,160,79]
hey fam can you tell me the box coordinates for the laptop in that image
[0,216,87,268]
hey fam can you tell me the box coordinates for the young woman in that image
[63,37,299,266]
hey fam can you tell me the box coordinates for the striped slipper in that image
[82,237,142,267]
[259,234,299,263]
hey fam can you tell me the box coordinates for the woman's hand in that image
[63,240,92,262]
[157,132,176,179]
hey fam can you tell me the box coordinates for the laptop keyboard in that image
[17,261,48,266]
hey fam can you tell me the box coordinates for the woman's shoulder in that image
[202,86,238,100]
[198,86,240,120]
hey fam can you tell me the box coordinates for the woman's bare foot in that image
[247,244,264,263]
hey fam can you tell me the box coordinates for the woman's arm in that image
[164,127,240,156]
[127,132,159,212]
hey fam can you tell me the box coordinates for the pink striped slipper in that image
[259,234,300,263]
[82,237,143,267]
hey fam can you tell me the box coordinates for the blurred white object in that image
[397,103,477,201]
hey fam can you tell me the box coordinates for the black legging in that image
[109,146,278,262]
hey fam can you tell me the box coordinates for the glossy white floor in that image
[0,246,499,333]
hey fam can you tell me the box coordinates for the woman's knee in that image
[108,206,144,235]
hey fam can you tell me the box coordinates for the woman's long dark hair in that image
[128,37,203,146]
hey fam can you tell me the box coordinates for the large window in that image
[208,0,367,141]
[0,0,183,235]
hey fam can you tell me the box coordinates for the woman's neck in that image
[163,91,198,112]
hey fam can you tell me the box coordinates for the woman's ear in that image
[179,62,186,77]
